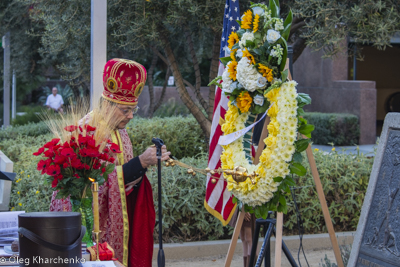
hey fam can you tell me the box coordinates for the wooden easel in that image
[224,59,345,267]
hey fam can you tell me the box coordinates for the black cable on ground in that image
[290,184,310,267]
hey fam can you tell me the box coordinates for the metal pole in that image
[3,32,10,127]
[12,70,16,120]
[90,0,107,108]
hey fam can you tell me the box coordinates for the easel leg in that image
[274,212,283,267]
[225,206,245,267]
[305,144,344,267]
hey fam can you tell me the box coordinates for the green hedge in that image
[303,112,360,146]
[126,116,207,159]
[0,117,374,242]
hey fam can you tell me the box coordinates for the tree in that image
[289,0,400,58]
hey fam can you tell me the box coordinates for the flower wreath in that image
[210,1,314,215]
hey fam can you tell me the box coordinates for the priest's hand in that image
[139,145,171,169]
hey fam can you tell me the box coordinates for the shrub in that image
[0,121,50,140]
[152,98,191,118]
[285,148,373,234]
[126,116,207,159]
[303,112,360,145]
[11,110,46,126]
[0,134,54,212]
[147,155,230,242]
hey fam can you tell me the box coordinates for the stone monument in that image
[349,113,400,266]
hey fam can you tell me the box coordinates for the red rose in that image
[73,173,80,179]
[110,143,122,153]
[103,148,109,153]
[44,148,55,158]
[71,158,83,169]
[108,157,115,163]
[83,164,90,170]
[86,148,100,158]
[61,148,77,158]
[100,153,109,161]
[79,149,89,157]
[87,139,98,149]
[44,138,60,148]
[86,125,96,132]
[101,167,106,173]
[37,159,50,174]
[51,178,59,188]
[63,162,69,168]
[46,165,61,176]
[78,135,88,146]
[64,125,78,132]
[33,147,45,156]
[53,155,67,164]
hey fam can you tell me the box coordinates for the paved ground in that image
[312,144,376,156]
[152,248,336,266]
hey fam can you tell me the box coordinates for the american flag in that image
[204,0,240,226]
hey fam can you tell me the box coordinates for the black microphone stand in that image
[152,137,165,267]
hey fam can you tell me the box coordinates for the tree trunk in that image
[184,27,208,111]
[160,35,211,138]
[208,31,221,120]
[153,67,171,113]
[147,51,158,118]
[292,37,307,63]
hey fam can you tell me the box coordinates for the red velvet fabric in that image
[126,175,155,267]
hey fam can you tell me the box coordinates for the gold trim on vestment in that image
[111,130,129,266]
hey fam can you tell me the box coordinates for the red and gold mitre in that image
[102,58,147,106]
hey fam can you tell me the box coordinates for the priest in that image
[49,58,171,267]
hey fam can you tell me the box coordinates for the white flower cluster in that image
[225,81,299,206]
[239,32,255,49]
[236,57,266,92]
[271,44,284,64]
[221,66,233,93]
[274,19,284,31]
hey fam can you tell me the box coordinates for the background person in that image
[45,86,64,114]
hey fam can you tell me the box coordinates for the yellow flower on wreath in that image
[265,88,279,102]
[227,32,239,49]
[237,91,253,113]
[227,60,238,81]
[253,14,260,33]
[242,48,256,65]
[241,10,253,30]
[258,64,274,82]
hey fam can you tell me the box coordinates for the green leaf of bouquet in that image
[236,20,242,27]
[285,175,296,186]
[295,139,311,152]
[283,9,293,28]
[252,99,270,114]
[259,204,269,219]
[245,40,255,48]
[299,124,315,136]
[279,37,288,72]
[237,29,245,37]
[279,195,286,206]
[232,196,238,204]
[292,152,303,163]
[208,76,222,87]
[220,56,232,67]
[269,0,279,17]
[297,93,312,107]
[273,176,283,182]
[232,42,240,50]
[281,69,288,82]
[254,32,262,39]
[297,107,305,117]
[255,206,262,218]
[290,162,307,176]
[253,48,262,56]
[298,116,308,125]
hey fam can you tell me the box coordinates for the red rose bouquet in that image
[33,101,122,245]
[33,124,120,200]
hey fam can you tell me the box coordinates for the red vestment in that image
[50,129,155,266]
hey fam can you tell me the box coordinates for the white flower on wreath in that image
[236,49,243,58]
[236,57,265,92]
[221,66,233,93]
[253,95,264,106]
[239,32,255,49]
[275,19,284,31]
[266,29,280,44]
[252,6,264,16]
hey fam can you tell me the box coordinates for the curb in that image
[153,231,355,260]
